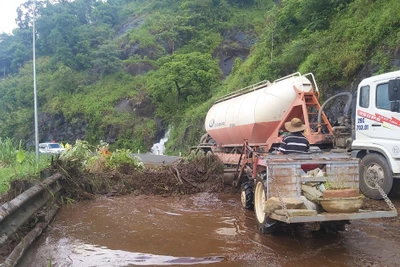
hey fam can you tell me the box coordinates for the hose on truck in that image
[317,92,353,131]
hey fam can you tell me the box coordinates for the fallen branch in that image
[172,167,199,188]
[168,167,183,185]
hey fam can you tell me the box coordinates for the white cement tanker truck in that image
[204,72,349,151]
[198,71,400,233]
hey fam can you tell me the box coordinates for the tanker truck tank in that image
[205,73,315,147]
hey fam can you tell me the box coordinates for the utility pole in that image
[33,0,39,161]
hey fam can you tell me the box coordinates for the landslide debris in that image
[0,152,229,262]
[0,145,230,205]
[57,152,229,201]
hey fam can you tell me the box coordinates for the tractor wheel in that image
[359,153,393,199]
[240,181,254,210]
[254,176,277,234]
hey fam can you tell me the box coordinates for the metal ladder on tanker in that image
[302,92,333,135]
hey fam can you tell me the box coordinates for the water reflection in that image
[48,239,224,266]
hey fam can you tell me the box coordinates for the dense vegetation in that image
[0,137,51,192]
[0,0,399,154]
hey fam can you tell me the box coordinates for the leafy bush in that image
[85,142,144,173]
[60,140,93,169]
[106,149,144,171]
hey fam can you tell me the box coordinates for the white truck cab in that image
[352,70,400,199]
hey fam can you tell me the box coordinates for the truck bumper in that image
[269,210,398,223]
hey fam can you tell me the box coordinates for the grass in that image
[0,139,52,194]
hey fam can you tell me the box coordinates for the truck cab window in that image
[359,85,370,108]
[376,83,390,110]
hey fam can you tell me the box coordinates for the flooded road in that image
[23,193,400,267]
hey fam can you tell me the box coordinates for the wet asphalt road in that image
[132,153,181,166]
[21,193,400,267]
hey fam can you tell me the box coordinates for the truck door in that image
[368,82,400,159]
[355,85,372,140]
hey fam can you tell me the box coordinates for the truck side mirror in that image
[388,79,400,101]
[390,101,400,112]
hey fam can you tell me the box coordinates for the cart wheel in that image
[254,176,277,234]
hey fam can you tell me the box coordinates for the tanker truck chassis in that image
[250,152,397,233]
[198,71,400,233]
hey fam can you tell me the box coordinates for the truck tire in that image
[254,177,277,234]
[240,182,254,210]
[359,153,393,199]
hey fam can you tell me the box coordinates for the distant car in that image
[39,142,65,154]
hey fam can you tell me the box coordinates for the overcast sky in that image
[0,0,27,34]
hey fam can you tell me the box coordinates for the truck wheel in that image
[254,177,277,234]
[240,182,254,210]
[359,153,393,199]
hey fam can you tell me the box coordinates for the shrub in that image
[106,149,144,171]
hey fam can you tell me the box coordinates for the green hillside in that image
[0,0,399,154]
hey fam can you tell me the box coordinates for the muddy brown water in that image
[21,193,400,267]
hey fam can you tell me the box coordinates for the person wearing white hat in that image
[277,117,309,154]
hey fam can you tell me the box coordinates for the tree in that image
[90,1,119,26]
[15,0,48,30]
[3,29,33,73]
[149,52,221,122]
[50,64,79,95]
[91,42,123,76]
[180,0,231,27]
[0,34,13,78]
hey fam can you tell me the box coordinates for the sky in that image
[0,0,27,34]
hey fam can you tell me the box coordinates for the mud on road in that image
[0,156,230,263]
[2,156,400,266]
[22,193,400,267]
